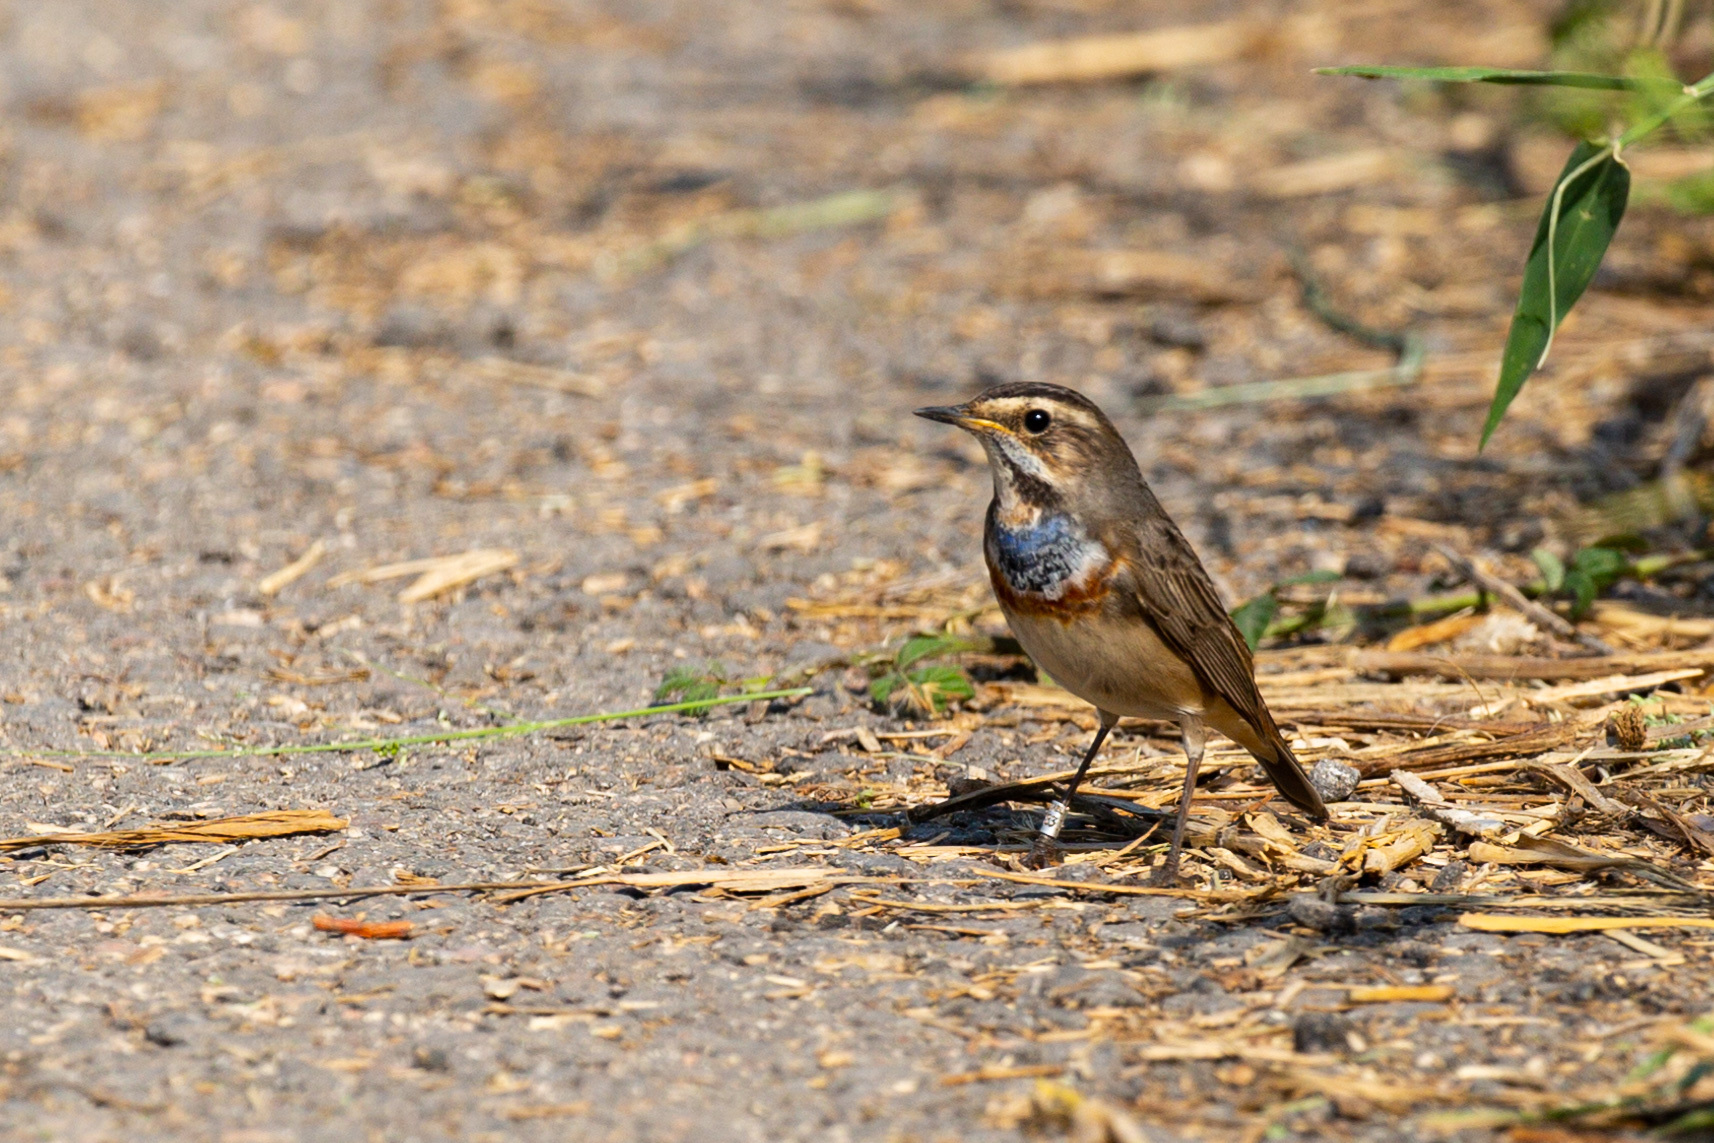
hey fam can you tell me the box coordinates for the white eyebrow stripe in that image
[975,398,1101,431]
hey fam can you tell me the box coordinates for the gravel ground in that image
[2,1,1713,1140]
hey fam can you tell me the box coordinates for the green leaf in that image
[873,663,974,715]
[1531,548,1566,592]
[1565,570,1598,618]
[1230,591,1279,652]
[1481,141,1630,447]
[1572,545,1628,588]
[907,664,975,712]
[1314,64,1679,91]
[869,674,903,706]
[896,633,976,671]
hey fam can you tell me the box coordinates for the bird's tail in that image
[1253,737,1328,821]
[1205,700,1328,820]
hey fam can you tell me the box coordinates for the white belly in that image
[1003,605,1206,722]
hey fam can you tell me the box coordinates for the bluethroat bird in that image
[916,382,1327,880]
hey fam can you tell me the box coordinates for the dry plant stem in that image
[1352,649,1714,680]
[975,869,1259,902]
[1354,720,1585,777]
[0,881,572,912]
[1615,789,1714,857]
[0,689,813,765]
[1340,889,1708,910]
[1283,710,1540,735]
[0,810,346,853]
[1461,913,1714,933]
[0,869,904,913]
[1500,834,1700,892]
[1432,543,1614,654]
[1518,757,1627,816]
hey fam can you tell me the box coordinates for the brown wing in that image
[1120,514,1272,732]
[1115,512,1328,819]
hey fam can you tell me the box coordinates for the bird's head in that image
[915,382,1137,517]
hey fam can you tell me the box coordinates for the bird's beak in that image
[914,405,1004,434]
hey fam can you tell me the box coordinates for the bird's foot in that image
[1024,835,1062,870]
[1147,859,1184,887]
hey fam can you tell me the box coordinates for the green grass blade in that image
[1277,570,1342,588]
[1481,141,1630,448]
[6,689,813,764]
[1315,65,1678,91]
[1230,592,1279,651]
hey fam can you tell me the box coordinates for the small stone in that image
[1287,895,1352,933]
[1050,862,1109,884]
[945,775,992,798]
[1292,1011,1354,1055]
[1286,894,1391,934]
[144,1013,204,1047]
[412,1046,450,1072]
[1309,758,1361,804]
[1430,860,1467,892]
[1343,551,1388,578]
[1146,310,1206,350]
[743,810,851,839]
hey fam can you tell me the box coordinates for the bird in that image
[915,382,1327,880]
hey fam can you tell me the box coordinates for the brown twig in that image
[1433,543,1614,654]
[1353,649,1714,681]
[0,868,897,913]
[1518,757,1628,816]
[1503,834,1704,893]
[1355,721,1586,777]
[0,880,575,912]
[1280,710,1541,736]
[1613,788,1714,857]
[0,810,346,853]
[973,868,1269,902]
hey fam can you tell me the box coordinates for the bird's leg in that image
[1153,716,1207,885]
[1025,715,1114,870]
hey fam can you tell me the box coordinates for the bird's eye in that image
[1023,409,1051,434]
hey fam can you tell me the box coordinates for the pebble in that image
[1309,758,1361,803]
[1292,1011,1354,1055]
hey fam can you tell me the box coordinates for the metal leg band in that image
[1039,800,1068,840]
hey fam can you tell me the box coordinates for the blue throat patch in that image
[988,512,1093,595]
